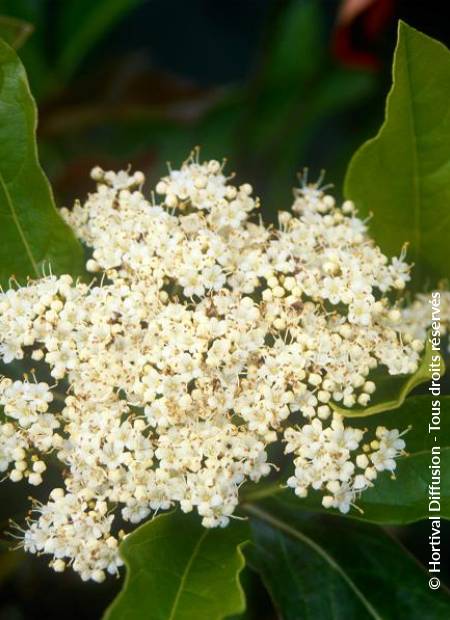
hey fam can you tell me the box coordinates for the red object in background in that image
[332,0,395,70]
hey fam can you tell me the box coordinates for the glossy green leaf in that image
[104,511,249,620]
[332,339,441,417]
[243,396,450,524]
[57,0,141,80]
[0,15,33,49]
[0,38,84,285]
[246,505,450,620]
[344,22,450,289]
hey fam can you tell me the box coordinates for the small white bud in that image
[365,466,378,481]
[322,496,334,508]
[165,193,178,208]
[50,488,65,500]
[317,405,331,419]
[308,373,322,387]
[91,166,104,181]
[388,309,401,323]
[412,339,424,352]
[356,454,369,469]
[33,460,46,474]
[207,160,221,173]
[240,183,253,195]
[86,259,100,272]
[317,390,330,403]
[9,470,23,482]
[273,318,286,330]
[92,570,106,583]
[133,171,145,185]
[53,559,66,572]
[156,181,167,194]
[28,473,43,486]
[12,447,26,461]
[272,286,285,298]
[357,393,370,406]
[342,200,354,213]
[363,381,376,394]
[284,276,296,291]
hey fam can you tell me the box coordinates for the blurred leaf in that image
[226,567,276,620]
[307,67,374,119]
[0,549,22,583]
[332,339,439,417]
[345,21,450,289]
[0,0,51,98]
[239,0,374,210]
[57,0,141,80]
[262,67,375,210]
[264,0,324,87]
[246,505,450,619]
[241,0,325,154]
[0,38,84,284]
[243,396,450,524]
[0,14,33,49]
[104,511,249,620]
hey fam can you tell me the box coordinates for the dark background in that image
[0,1,449,618]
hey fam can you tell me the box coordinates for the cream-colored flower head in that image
[0,152,445,581]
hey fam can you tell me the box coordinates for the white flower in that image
[1,153,446,581]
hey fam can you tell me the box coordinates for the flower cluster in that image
[0,153,445,581]
[285,417,408,513]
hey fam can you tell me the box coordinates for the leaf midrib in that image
[401,27,422,277]
[167,529,208,620]
[0,170,39,277]
[244,503,383,620]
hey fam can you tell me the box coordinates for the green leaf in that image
[349,395,450,522]
[104,511,249,620]
[57,0,141,81]
[263,0,324,87]
[243,0,374,156]
[245,505,450,620]
[332,338,441,417]
[0,38,84,285]
[243,396,450,524]
[0,14,33,49]
[344,21,450,289]
[0,1,51,99]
